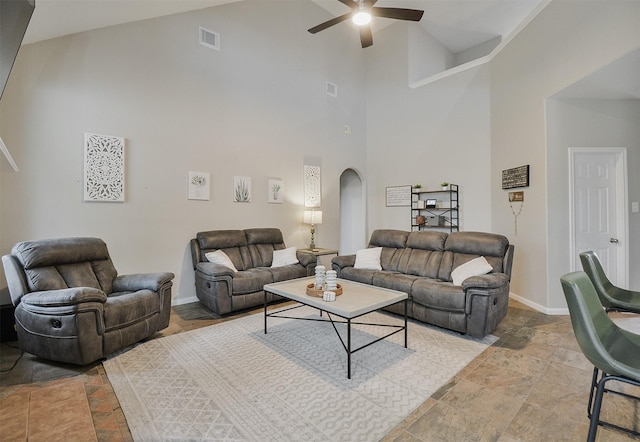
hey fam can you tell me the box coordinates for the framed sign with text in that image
[385,185,411,207]
[502,165,530,189]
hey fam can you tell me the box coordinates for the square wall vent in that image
[326,82,337,97]
[199,27,220,50]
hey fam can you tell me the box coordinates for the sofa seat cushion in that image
[372,271,418,294]
[411,279,466,312]
[104,290,159,331]
[269,264,307,283]
[231,268,273,295]
[340,267,377,285]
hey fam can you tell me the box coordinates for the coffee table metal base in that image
[264,294,407,379]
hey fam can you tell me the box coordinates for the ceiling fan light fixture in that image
[352,11,371,26]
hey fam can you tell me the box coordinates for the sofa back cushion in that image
[438,231,510,282]
[368,229,409,271]
[245,228,286,267]
[398,231,447,278]
[12,237,117,295]
[195,228,288,270]
[196,230,252,271]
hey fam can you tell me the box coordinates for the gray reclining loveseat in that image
[190,228,317,315]
[2,237,174,365]
[332,230,514,337]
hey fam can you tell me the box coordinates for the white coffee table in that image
[263,277,408,379]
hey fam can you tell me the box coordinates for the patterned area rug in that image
[103,306,496,441]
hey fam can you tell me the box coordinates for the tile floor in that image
[1,299,638,441]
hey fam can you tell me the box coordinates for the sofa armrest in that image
[332,255,356,270]
[20,287,107,307]
[195,262,236,278]
[463,276,511,337]
[461,272,510,290]
[296,251,317,267]
[113,272,175,292]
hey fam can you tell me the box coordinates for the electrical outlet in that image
[632,202,639,213]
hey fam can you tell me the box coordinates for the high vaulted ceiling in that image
[23,0,545,56]
[20,0,639,99]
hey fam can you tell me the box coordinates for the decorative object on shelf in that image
[268,178,283,203]
[440,182,449,190]
[413,184,422,189]
[386,185,411,207]
[303,209,323,251]
[304,165,321,208]
[501,165,530,189]
[233,176,251,202]
[188,171,210,201]
[83,133,125,202]
[411,184,459,232]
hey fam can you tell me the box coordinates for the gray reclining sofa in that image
[190,228,317,315]
[332,230,514,337]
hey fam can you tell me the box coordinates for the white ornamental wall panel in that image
[304,165,321,208]
[84,133,125,202]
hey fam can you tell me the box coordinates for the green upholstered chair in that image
[560,271,640,441]
[580,251,640,314]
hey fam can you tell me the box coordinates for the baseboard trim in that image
[172,295,199,306]
[509,292,568,316]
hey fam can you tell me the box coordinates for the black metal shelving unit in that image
[410,184,459,232]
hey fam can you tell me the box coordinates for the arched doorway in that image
[339,168,366,254]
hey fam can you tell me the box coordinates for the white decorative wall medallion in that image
[84,133,125,202]
[304,165,321,208]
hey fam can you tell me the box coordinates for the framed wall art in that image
[83,133,125,202]
[386,185,411,207]
[304,165,321,208]
[233,176,251,202]
[268,178,284,204]
[502,165,530,189]
[188,171,210,201]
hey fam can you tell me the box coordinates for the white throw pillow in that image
[205,250,238,272]
[354,247,382,270]
[272,247,299,267]
[451,256,493,286]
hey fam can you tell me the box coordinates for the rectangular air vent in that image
[326,82,337,97]
[199,27,220,50]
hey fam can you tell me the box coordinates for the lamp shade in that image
[303,210,322,225]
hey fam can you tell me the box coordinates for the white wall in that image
[546,98,640,295]
[490,0,640,311]
[0,1,368,304]
[366,23,493,236]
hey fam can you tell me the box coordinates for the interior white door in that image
[570,148,628,287]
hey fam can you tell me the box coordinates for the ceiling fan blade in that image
[364,0,379,6]
[337,0,357,8]
[371,7,424,22]
[359,25,373,48]
[308,13,352,34]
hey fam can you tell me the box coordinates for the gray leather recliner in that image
[2,237,174,365]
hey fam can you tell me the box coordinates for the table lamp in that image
[303,209,322,251]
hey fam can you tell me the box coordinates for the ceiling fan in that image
[308,0,424,48]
